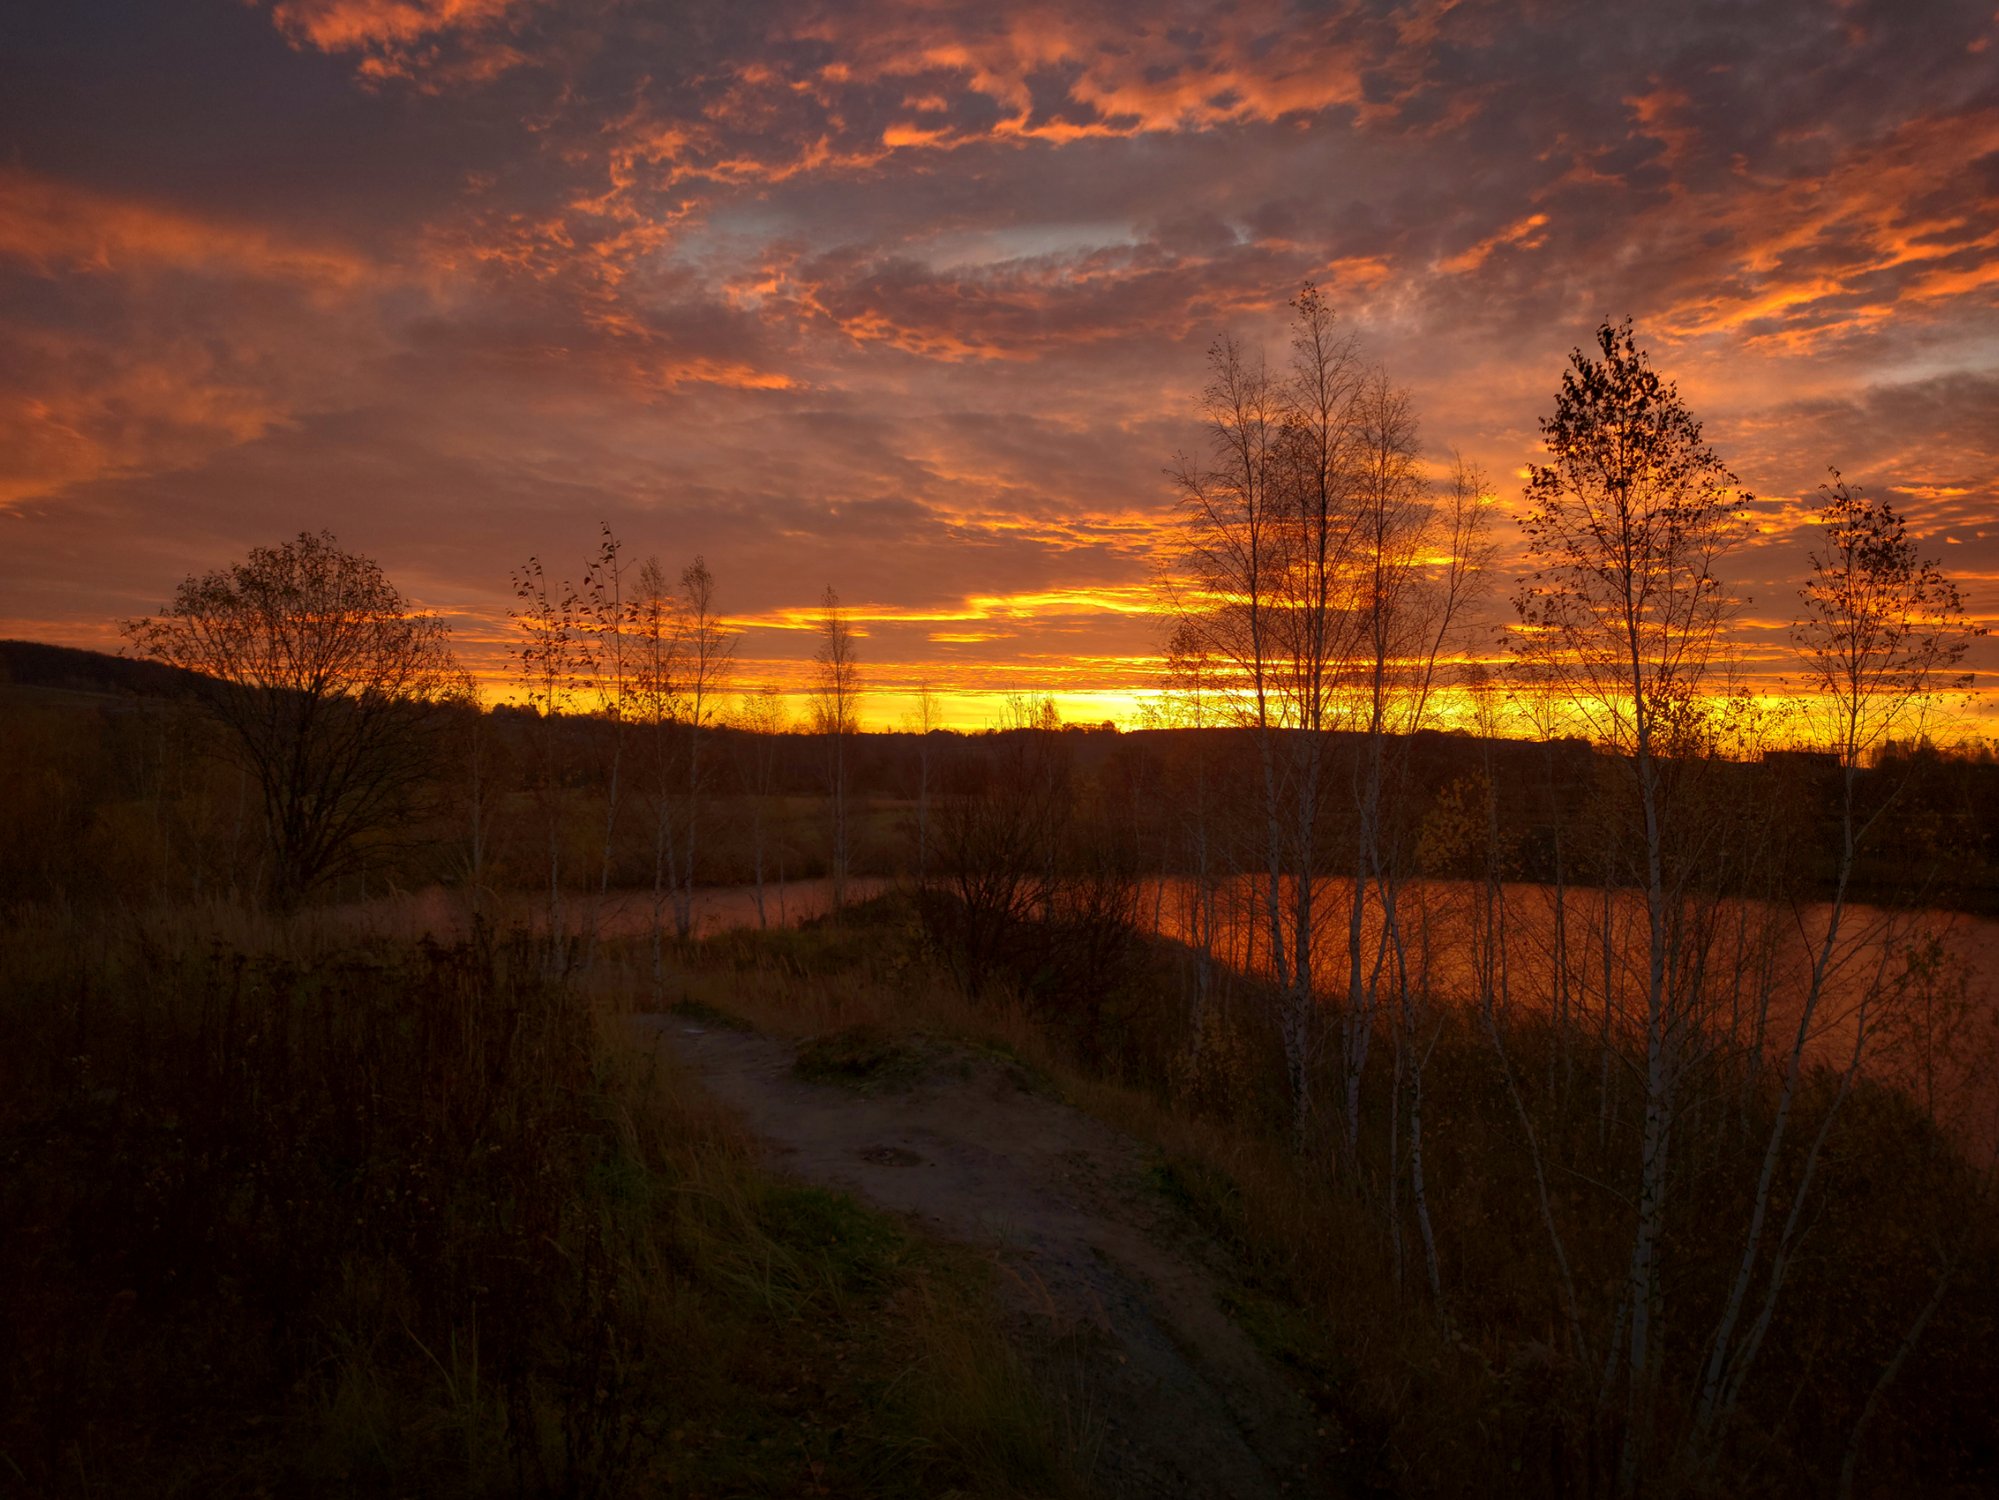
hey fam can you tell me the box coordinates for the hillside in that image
[0,640,205,702]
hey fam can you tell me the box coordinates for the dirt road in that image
[636,1016,1339,1498]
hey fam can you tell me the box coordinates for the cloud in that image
[0,170,374,285]
[262,0,538,86]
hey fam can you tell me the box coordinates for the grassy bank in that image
[0,906,1081,1498]
[649,894,1999,1497]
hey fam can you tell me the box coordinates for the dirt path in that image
[635,1016,1338,1498]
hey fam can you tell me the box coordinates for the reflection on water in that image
[1134,874,1999,1008]
[1132,873,1999,1147]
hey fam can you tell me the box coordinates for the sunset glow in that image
[4,1,1995,729]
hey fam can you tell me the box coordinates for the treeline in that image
[10,649,1999,918]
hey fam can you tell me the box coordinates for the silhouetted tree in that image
[1795,470,1982,769]
[732,683,789,927]
[671,556,734,938]
[582,525,630,940]
[1170,285,1490,1143]
[124,530,460,906]
[1171,292,1366,1131]
[1691,472,1986,1475]
[631,555,684,988]
[1512,318,1748,1488]
[813,587,860,909]
[511,552,584,944]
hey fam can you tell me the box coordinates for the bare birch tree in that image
[581,525,628,956]
[813,587,861,911]
[1170,285,1489,1148]
[1273,286,1365,1078]
[631,556,684,988]
[734,683,789,927]
[510,553,587,948]
[907,681,939,885]
[671,557,734,939]
[1512,318,1748,1488]
[1687,471,1984,1474]
[1172,302,1343,1133]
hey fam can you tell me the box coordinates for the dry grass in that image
[0,900,1083,1499]
[636,892,1999,1498]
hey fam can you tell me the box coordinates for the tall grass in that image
[659,893,1999,1497]
[0,903,1081,1498]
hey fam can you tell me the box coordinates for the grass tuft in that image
[794,1023,933,1094]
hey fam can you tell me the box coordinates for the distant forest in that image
[5,636,1998,918]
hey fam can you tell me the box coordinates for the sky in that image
[2,0,1995,730]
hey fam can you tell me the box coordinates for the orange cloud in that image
[1648,107,1999,348]
[268,0,522,52]
[0,173,388,507]
[784,2,1380,139]
[0,169,372,287]
[0,330,299,512]
[1439,213,1550,276]
[729,584,1159,635]
[263,0,534,86]
[5,0,1995,733]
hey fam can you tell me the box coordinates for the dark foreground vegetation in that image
[0,910,1081,1497]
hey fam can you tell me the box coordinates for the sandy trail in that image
[635,1015,1338,1498]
